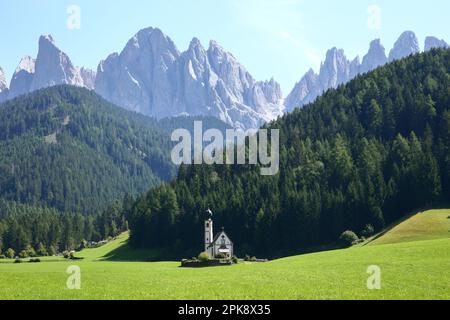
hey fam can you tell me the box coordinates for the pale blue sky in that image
[0,0,449,93]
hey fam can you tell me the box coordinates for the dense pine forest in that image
[0,86,175,215]
[127,49,450,257]
[0,199,127,256]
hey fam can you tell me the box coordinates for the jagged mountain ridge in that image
[1,29,448,126]
[285,31,449,112]
[1,35,96,103]
[95,28,284,129]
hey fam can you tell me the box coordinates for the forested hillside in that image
[0,86,175,215]
[0,199,127,256]
[127,49,450,257]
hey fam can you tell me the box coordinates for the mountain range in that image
[0,29,448,128]
[285,33,449,112]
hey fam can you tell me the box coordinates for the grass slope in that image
[369,209,450,246]
[0,231,449,300]
[73,233,167,262]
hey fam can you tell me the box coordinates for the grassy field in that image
[369,209,450,246]
[0,210,449,300]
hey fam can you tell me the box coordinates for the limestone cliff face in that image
[360,39,388,74]
[95,28,283,129]
[388,31,420,62]
[30,35,84,91]
[0,67,8,103]
[9,56,35,99]
[425,36,449,51]
[6,36,93,100]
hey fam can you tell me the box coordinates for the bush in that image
[78,240,87,251]
[232,256,239,264]
[250,256,257,262]
[29,258,41,263]
[14,259,23,264]
[6,248,15,259]
[215,253,226,259]
[339,230,359,247]
[244,255,251,262]
[198,252,210,262]
[19,250,28,259]
[361,224,375,238]
[63,251,71,259]
[47,245,57,256]
[0,254,6,259]
[25,245,37,258]
[36,243,48,257]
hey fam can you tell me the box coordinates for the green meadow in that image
[0,210,449,300]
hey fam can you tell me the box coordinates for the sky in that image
[0,0,449,94]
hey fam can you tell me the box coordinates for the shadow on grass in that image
[99,238,182,262]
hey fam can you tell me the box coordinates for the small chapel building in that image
[204,209,234,259]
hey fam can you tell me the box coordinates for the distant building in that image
[204,209,234,258]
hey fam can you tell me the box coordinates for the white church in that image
[204,209,234,258]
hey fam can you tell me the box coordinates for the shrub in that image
[232,256,239,264]
[29,258,41,263]
[63,251,70,259]
[198,252,210,262]
[6,248,15,259]
[0,254,6,259]
[339,230,359,247]
[19,250,28,259]
[25,245,37,258]
[215,253,226,259]
[14,259,23,264]
[47,245,57,256]
[361,224,375,238]
[244,255,251,262]
[36,243,48,257]
[78,240,87,251]
[250,256,257,262]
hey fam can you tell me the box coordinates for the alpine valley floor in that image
[0,210,449,300]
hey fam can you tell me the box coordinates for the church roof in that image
[211,230,234,246]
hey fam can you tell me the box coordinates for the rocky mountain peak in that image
[285,68,320,112]
[9,56,36,99]
[360,39,388,74]
[95,28,283,129]
[15,55,36,74]
[349,56,361,79]
[425,36,449,51]
[189,37,202,49]
[389,31,420,62]
[319,47,350,89]
[40,34,55,46]
[31,34,84,91]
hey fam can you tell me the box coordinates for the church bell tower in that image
[205,208,214,256]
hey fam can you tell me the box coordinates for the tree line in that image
[0,199,127,258]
